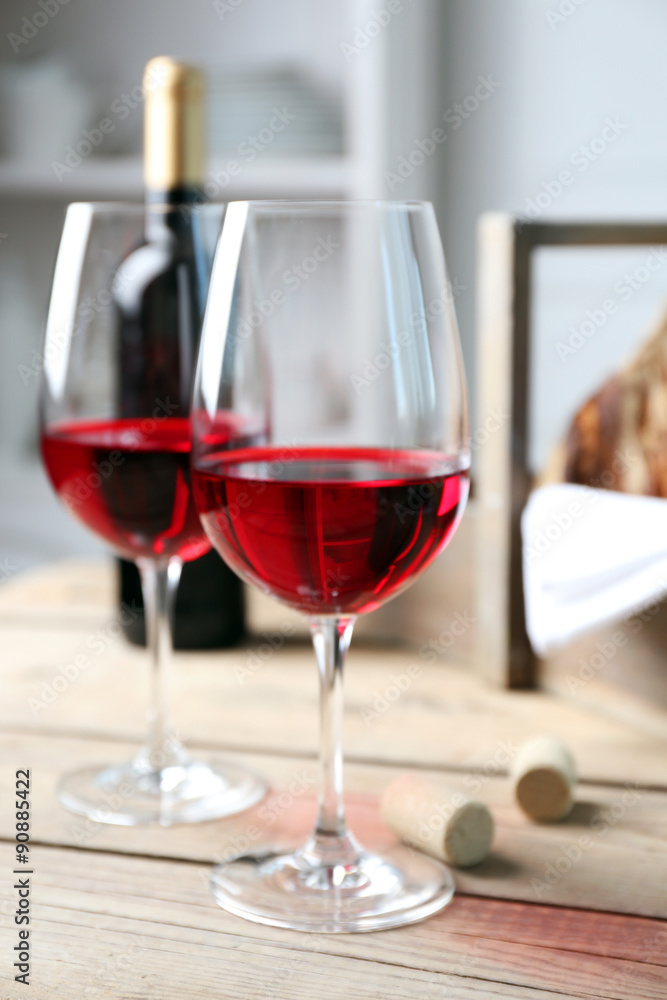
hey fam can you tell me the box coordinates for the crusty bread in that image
[550,307,667,496]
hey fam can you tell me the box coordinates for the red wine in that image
[193,447,468,615]
[41,417,209,563]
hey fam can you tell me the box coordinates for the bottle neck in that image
[142,57,204,203]
[143,197,199,244]
[145,185,205,208]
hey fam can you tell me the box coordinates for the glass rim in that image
[63,201,225,214]
[226,199,434,213]
[63,200,434,221]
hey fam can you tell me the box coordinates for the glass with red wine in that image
[191,201,470,931]
[39,203,265,825]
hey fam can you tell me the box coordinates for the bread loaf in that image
[552,307,667,495]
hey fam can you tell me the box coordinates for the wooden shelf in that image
[0,155,357,200]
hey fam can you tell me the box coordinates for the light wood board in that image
[1,559,666,999]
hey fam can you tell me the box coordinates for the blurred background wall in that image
[2,0,667,570]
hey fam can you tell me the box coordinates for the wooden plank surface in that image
[0,731,665,919]
[0,563,666,788]
[1,560,666,998]
[0,516,482,661]
[542,617,667,739]
[1,844,666,1000]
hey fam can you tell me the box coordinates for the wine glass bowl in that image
[40,416,210,564]
[39,202,265,825]
[194,446,467,616]
[192,201,469,931]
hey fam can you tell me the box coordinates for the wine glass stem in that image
[137,558,185,771]
[309,616,356,840]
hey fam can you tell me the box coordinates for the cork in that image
[380,773,494,868]
[511,737,576,821]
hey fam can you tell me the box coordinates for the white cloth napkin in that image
[522,484,667,654]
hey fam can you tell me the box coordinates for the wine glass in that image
[191,201,470,931]
[39,202,265,825]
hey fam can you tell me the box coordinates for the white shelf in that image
[0,155,358,200]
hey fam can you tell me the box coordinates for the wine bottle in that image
[117,56,245,649]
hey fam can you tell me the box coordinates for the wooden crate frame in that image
[475,214,667,688]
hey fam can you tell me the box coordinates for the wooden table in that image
[0,559,666,999]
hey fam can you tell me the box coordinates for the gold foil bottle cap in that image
[143,56,204,194]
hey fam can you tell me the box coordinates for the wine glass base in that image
[210,842,455,933]
[58,758,266,826]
